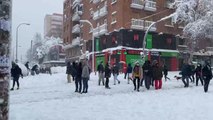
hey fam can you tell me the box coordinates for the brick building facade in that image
[63,0,186,71]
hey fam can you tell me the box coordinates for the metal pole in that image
[142,22,156,61]
[142,13,175,61]
[79,20,95,72]
[15,23,30,63]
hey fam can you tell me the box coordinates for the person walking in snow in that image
[10,62,23,90]
[97,61,105,86]
[132,61,142,92]
[66,61,72,83]
[82,59,90,93]
[195,63,203,86]
[163,64,170,81]
[112,63,120,85]
[180,61,191,87]
[126,63,133,84]
[152,61,163,90]
[142,60,152,89]
[202,61,212,92]
[105,62,111,89]
[75,62,82,93]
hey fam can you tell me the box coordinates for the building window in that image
[134,34,139,41]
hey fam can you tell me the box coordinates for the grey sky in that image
[12,0,64,62]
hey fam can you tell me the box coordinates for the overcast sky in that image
[12,0,64,62]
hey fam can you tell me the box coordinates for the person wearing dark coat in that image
[75,62,82,93]
[112,64,120,85]
[142,60,152,89]
[152,62,163,90]
[104,62,111,89]
[163,65,170,81]
[31,64,39,75]
[126,63,133,84]
[195,63,203,86]
[10,62,23,90]
[202,61,212,92]
[66,62,72,83]
[71,61,77,81]
[181,62,191,87]
[97,61,105,86]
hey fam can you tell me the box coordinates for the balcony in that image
[72,12,80,21]
[93,27,99,37]
[131,18,144,30]
[72,0,82,9]
[99,6,108,17]
[93,11,99,20]
[130,0,144,9]
[72,37,81,46]
[72,24,80,34]
[93,0,100,4]
[93,5,108,20]
[93,23,108,37]
[144,0,156,12]
[99,23,108,36]
[144,20,156,31]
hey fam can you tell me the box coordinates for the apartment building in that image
[44,13,63,38]
[63,0,185,71]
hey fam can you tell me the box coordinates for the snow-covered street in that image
[9,71,213,120]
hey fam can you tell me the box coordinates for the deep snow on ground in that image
[9,71,213,120]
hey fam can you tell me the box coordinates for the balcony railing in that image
[72,12,80,21]
[72,0,82,9]
[99,6,108,17]
[93,27,99,37]
[144,0,156,12]
[72,37,81,46]
[93,5,108,20]
[99,23,108,36]
[130,0,144,9]
[131,19,144,30]
[93,11,99,20]
[72,24,80,34]
[93,0,100,4]
[144,20,156,31]
[93,23,108,37]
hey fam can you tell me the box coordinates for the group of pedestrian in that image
[97,61,121,89]
[125,60,165,91]
[181,60,212,92]
[66,59,90,93]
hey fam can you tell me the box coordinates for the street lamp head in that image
[25,23,30,25]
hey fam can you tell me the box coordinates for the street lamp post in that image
[79,20,95,72]
[15,23,30,63]
[142,13,175,61]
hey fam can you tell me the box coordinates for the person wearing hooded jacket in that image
[202,61,212,92]
[132,61,143,92]
[10,62,23,90]
[75,62,82,93]
[152,61,163,90]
